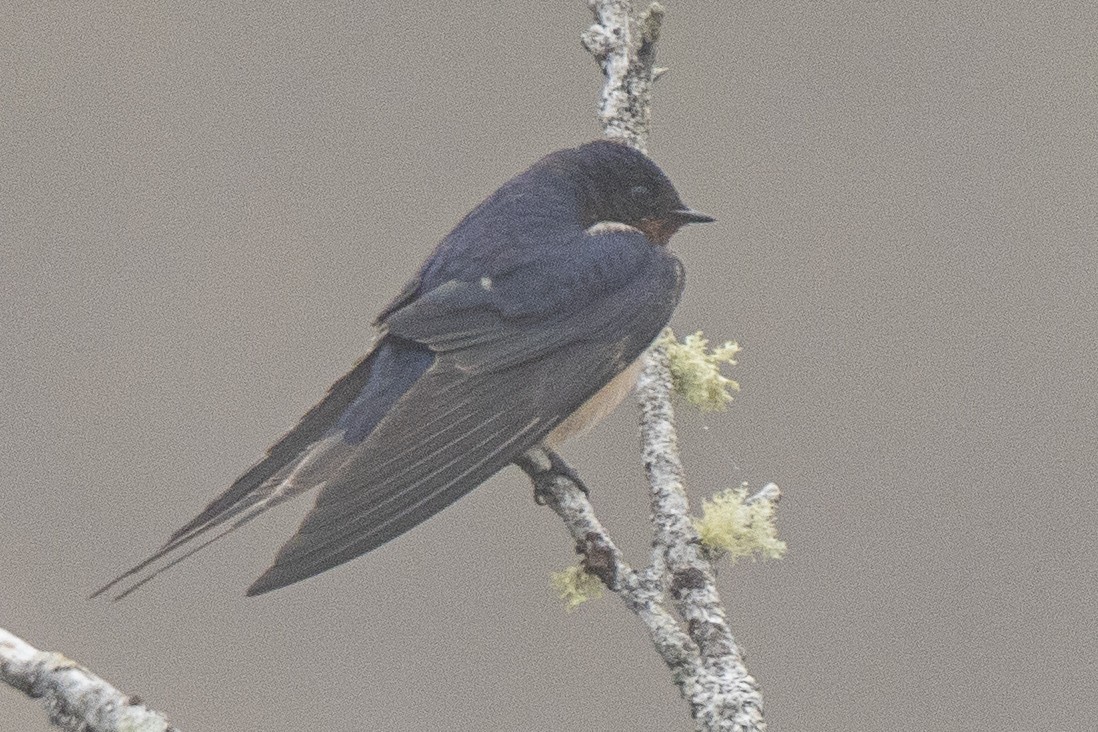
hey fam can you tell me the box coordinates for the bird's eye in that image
[629,184,650,200]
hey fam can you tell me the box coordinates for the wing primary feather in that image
[348,417,541,544]
[247,417,542,595]
[301,410,513,537]
[284,407,497,537]
[344,410,510,511]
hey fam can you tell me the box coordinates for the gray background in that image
[4,2,1096,730]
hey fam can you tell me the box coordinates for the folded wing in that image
[247,242,683,594]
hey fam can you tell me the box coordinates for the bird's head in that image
[548,139,715,245]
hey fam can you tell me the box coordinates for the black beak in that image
[671,207,716,225]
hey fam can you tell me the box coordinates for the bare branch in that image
[0,627,176,732]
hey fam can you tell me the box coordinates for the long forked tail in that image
[90,433,355,600]
[90,344,394,599]
[90,493,279,600]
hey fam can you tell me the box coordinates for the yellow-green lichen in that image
[550,565,604,611]
[694,485,786,561]
[661,330,741,410]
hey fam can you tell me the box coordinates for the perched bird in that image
[93,140,713,599]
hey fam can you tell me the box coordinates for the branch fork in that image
[532,4,779,730]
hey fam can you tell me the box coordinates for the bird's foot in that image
[516,448,589,505]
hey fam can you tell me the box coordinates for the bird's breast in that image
[543,356,645,448]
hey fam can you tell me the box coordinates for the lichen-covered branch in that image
[0,627,176,732]
[520,448,699,672]
[637,344,765,731]
[580,0,665,152]
[530,3,775,731]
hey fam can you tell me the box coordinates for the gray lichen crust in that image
[0,628,176,732]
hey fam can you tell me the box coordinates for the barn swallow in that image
[93,140,713,599]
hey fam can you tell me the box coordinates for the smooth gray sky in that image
[4,2,1096,730]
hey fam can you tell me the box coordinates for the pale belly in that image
[543,357,645,448]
